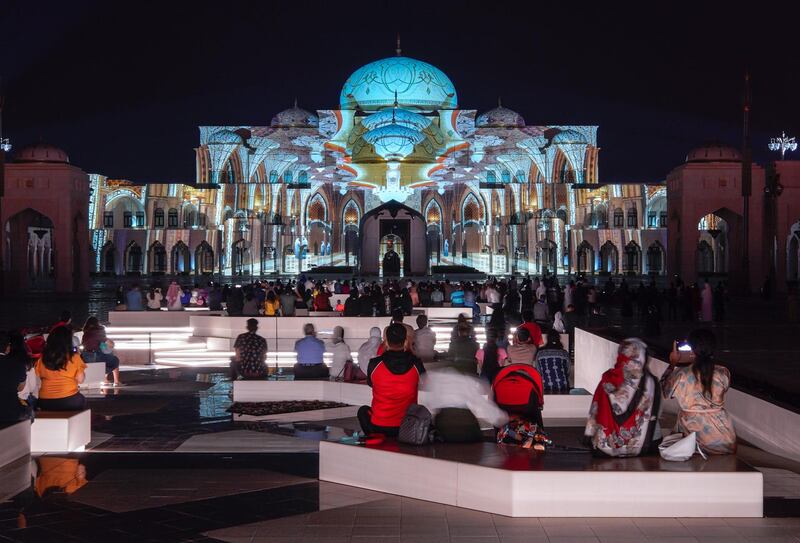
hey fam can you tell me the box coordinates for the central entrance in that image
[358,200,427,276]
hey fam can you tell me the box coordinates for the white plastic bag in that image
[659,432,707,461]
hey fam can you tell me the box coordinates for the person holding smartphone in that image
[661,329,736,455]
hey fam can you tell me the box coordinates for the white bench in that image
[232,380,591,421]
[320,441,763,517]
[31,410,91,453]
[0,421,31,468]
[80,362,107,389]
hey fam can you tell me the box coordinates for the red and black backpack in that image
[492,364,545,426]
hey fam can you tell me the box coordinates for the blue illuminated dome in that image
[341,56,458,112]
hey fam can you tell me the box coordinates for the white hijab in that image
[357,327,382,367]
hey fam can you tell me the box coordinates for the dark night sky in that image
[1,1,798,184]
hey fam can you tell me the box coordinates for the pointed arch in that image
[342,198,361,228]
[600,240,619,274]
[148,241,167,274]
[306,191,329,224]
[100,241,116,274]
[124,241,143,274]
[577,240,595,274]
[623,240,642,274]
[195,241,214,275]
[646,241,665,274]
[171,240,191,274]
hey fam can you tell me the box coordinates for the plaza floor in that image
[1,367,800,543]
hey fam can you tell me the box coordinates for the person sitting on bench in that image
[293,323,329,380]
[358,323,426,436]
[231,318,268,380]
[35,326,87,411]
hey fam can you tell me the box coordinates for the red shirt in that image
[518,322,544,347]
[367,352,424,428]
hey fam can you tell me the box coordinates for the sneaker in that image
[112,382,126,387]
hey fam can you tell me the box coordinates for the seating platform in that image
[0,421,31,468]
[232,380,592,422]
[31,410,92,453]
[319,439,763,517]
[80,361,107,389]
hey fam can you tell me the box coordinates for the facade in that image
[667,143,800,289]
[8,54,795,289]
[86,54,668,279]
[0,143,90,293]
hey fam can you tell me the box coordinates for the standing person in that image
[231,319,268,380]
[279,286,296,317]
[583,338,661,457]
[357,324,425,436]
[329,326,352,379]
[412,314,437,363]
[700,282,713,322]
[81,317,123,387]
[343,291,360,317]
[293,324,328,380]
[0,331,31,422]
[35,327,87,411]
[533,295,550,328]
[226,286,244,316]
[207,283,223,311]
[661,330,736,455]
[126,284,144,311]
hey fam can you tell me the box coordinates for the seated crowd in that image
[0,274,736,461]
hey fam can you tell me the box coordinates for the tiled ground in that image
[1,367,798,542]
[205,489,800,543]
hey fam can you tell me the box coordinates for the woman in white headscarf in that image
[357,327,382,368]
[553,311,566,333]
[328,326,352,379]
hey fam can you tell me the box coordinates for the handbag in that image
[659,432,707,461]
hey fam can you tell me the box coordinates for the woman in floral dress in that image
[661,329,736,455]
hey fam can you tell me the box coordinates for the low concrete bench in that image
[320,439,763,517]
[0,421,31,468]
[232,380,591,422]
[31,410,91,453]
[80,362,107,389]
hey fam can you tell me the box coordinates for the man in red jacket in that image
[358,323,425,436]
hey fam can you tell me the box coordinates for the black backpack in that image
[398,404,433,445]
[434,408,483,443]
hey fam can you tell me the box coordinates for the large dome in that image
[686,142,741,163]
[271,102,319,128]
[14,143,70,164]
[340,56,458,112]
[476,103,525,128]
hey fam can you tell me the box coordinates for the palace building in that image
[5,54,799,292]
[84,53,668,279]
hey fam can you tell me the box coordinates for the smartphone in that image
[677,339,692,352]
